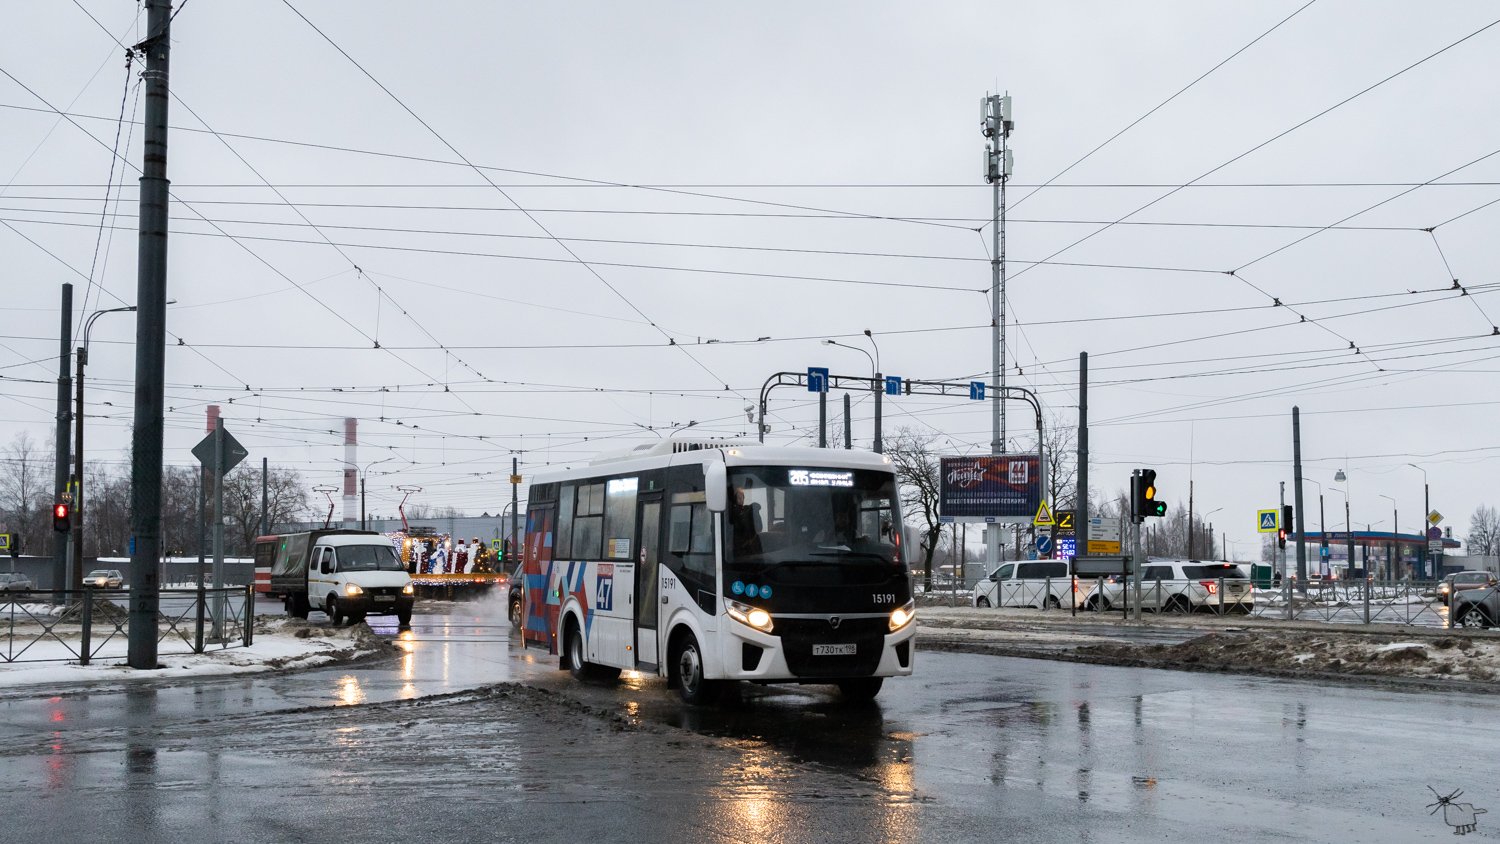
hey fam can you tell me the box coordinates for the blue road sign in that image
[1036,534,1053,555]
[808,367,830,393]
[885,375,902,396]
[970,381,985,400]
[1319,546,1330,557]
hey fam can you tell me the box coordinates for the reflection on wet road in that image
[0,611,1495,843]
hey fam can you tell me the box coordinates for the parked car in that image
[973,561,1075,609]
[84,569,123,588]
[0,572,34,592]
[1079,560,1252,613]
[1439,571,1497,604]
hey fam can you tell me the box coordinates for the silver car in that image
[85,569,124,589]
[0,572,33,592]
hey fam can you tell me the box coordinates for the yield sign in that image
[1032,500,1054,527]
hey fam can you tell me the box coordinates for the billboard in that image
[938,454,1043,523]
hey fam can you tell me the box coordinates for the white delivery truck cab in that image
[262,530,415,626]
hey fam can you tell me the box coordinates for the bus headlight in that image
[402,583,415,595]
[728,600,773,633]
[889,600,915,632]
[346,584,364,596]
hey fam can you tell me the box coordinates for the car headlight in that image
[95,577,107,586]
[346,584,364,596]
[727,600,773,632]
[402,583,414,595]
[890,599,915,632]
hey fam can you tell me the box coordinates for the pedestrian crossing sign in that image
[1257,509,1279,533]
[1033,500,1054,527]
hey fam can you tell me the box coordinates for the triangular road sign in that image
[1033,500,1054,527]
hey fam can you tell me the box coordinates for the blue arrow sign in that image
[970,381,985,400]
[885,375,902,396]
[1036,534,1053,555]
[807,367,829,393]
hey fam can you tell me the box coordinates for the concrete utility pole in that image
[53,283,72,604]
[1292,406,1308,588]
[982,92,1013,574]
[261,456,269,537]
[1076,353,1088,557]
[842,393,851,449]
[510,457,520,575]
[1279,481,1286,577]
[127,0,171,670]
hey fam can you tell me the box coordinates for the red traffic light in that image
[54,504,69,519]
[53,503,71,532]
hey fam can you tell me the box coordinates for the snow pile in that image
[0,616,396,691]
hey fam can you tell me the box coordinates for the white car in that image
[1079,560,1251,613]
[85,569,124,589]
[973,561,1077,609]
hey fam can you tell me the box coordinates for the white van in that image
[973,561,1076,609]
[262,530,415,626]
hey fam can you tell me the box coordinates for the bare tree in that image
[0,432,52,555]
[1015,412,1077,513]
[224,464,311,552]
[1468,505,1500,556]
[405,503,466,520]
[885,427,944,589]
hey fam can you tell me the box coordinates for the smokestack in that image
[343,418,357,528]
[206,405,220,433]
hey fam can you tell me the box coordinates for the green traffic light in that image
[1150,501,1167,517]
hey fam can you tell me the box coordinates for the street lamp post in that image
[1379,493,1398,582]
[1333,470,1352,579]
[1407,464,1429,579]
[821,338,881,452]
[72,305,141,594]
[357,457,399,529]
[1203,508,1223,560]
[1306,479,1328,577]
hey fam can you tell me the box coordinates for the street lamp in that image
[358,456,399,529]
[72,303,172,592]
[822,336,886,453]
[1331,475,1352,579]
[1379,493,1398,582]
[1406,463,1431,580]
[1306,479,1328,572]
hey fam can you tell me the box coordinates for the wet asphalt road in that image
[0,611,1496,843]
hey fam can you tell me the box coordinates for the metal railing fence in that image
[0,585,255,665]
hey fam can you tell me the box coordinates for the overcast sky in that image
[3,1,1498,557]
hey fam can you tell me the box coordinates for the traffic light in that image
[1278,505,1294,548]
[53,503,71,532]
[1132,470,1168,519]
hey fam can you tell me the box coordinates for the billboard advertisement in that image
[939,454,1042,523]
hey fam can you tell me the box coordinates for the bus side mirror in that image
[705,461,727,513]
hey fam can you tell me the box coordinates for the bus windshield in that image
[724,466,901,570]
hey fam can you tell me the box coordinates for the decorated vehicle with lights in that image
[259,529,415,626]
[391,526,509,599]
[521,441,914,704]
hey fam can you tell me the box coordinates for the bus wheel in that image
[509,595,523,630]
[567,621,620,683]
[674,632,719,705]
[837,677,883,702]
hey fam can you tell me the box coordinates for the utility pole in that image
[842,393,851,449]
[53,283,72,604]
[818,390,827,448]
[510,457,520,575]
[1292,407,1307,589]
[982,92,1013,575]
[1188,480,1195,560]
[261,456,269,537]
[127,0,171,669]
[72,339,85,594]
[360,476,366,530]
[212,415,226,640]
[1076,353,1088,558]
[1130,469,1142,621]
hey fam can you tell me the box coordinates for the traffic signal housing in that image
[1132,469,1168,519]
[53,503,71,532]
[1279,504,1294,548]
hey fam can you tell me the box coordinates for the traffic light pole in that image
[1292,406,1308,590]
[53,283,73,606]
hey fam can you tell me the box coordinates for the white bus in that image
[518,441,915,703]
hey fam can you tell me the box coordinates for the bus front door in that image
[635,494,663,669]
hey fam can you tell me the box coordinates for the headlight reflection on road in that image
[337,676,365,706]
